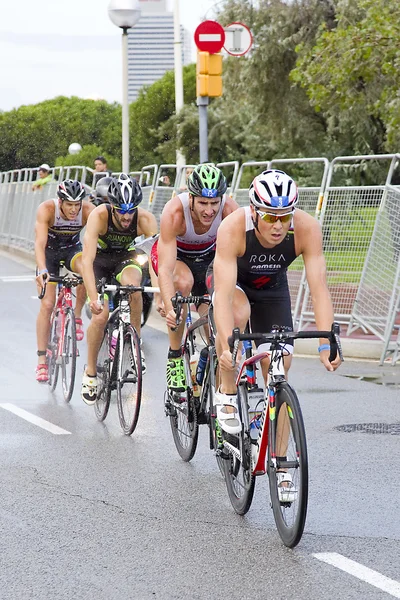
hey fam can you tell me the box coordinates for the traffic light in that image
[196,51,223,97]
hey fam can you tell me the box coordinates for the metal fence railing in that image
[1,155,400,363]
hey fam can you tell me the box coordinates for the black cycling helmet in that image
[95,176,113,201]
[107,173,142,210]
[57,179,86,202]
[187,164,227,198]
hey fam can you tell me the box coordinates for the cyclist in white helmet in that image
[209,169,342,438]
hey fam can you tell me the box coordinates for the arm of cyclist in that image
[82,207,106,315]
[213,212,245,372]
[300,212,341,371]
[137,207,158,239]
[157,198,182,329]
[34,201,51,290]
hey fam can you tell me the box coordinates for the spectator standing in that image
[32,164,53,191]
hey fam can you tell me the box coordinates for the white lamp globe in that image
[108,0,141,28]
[68,143,82,155]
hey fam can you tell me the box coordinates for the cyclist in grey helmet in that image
[152,163,238,393]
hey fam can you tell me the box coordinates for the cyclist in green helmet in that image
[152,163,238,392]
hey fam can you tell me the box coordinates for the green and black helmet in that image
[187,164,227,198]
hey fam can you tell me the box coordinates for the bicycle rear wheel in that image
[223,384,255,514]
[94,328,112,422]
[168,347,199,462]
[267,381,308,548]
[47,310,60,391]
[116,325,142,435]
[61,308,77,402]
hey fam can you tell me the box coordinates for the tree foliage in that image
[292,0,400,152]
[1,0,399,173]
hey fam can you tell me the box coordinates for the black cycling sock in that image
[168,348,182,359]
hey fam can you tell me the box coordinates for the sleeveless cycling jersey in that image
[47,199,83,250]
[237,206,297,291]
[97,204,139,253]
[176,192,226,259]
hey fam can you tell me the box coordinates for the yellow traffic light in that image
[196,52,223,97]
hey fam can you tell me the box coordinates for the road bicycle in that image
[94,279,159,435]
[165,293,224,472]
[221,322,343,547]
[39,274,83,402]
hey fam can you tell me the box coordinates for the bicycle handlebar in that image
[228,322,344,365]
[38,274,84,300]
[171,292,211,328]
[96,278,159,303]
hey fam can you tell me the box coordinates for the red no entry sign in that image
[194,20,225,54]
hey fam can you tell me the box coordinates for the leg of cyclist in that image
[214,286,250,434]
[35,280,57,382]
[82,305,109,404]
[117,260,145,371]
[164,261,194,392]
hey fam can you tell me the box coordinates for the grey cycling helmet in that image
[57,179,86,202]
[187,164,227,198]
[95,176,113,201]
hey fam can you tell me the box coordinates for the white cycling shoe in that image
[277,472,298,504]
[215,389,242,435]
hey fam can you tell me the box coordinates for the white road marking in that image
[0,275,34,282]
[0,404,71,435]
[314,553,400,598]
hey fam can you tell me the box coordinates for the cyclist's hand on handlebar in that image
[219,349,240,373]
[166,307,182,330]
[89,299,103,315]
[319,348,342,372]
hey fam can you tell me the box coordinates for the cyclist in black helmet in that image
[34,179,94,383]
[152,163,238,393]
[81,173,158,405]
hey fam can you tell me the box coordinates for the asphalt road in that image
[1,252,399,600]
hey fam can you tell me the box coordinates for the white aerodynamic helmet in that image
[249,169,298,209]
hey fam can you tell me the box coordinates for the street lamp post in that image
[108,0,141,174]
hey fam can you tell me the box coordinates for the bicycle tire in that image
[169,346,199,462]
[116,325,142,435]
[61,308,77,402]
[267,381,308,548]
[223,384,255,514]
[94,328,112,422]
[47,310,60,391]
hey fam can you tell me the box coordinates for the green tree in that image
[0,96,121,171]
[292,0,400,153]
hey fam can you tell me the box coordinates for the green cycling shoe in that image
[166,356,186,392]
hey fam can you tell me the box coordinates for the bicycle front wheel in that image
[94,328,112,422]
[223,384,255,515]
[168,347,199,461]
[267,381,308,548]
[116,325,142,435]
[61,308,77,402]
[47,310,60,391]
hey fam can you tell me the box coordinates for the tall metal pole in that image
[122,27,130,173]
[174,0,185,169]
[197,96,209,163]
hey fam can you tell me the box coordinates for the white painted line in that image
[0,275,34,282]
[199,33,222,41]
[0,403,71,435]
[314,553,400,598]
